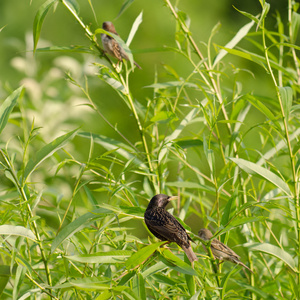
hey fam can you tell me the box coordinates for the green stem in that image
[0,149,52,288]
[119,73,158,191]
[261,4,299,295]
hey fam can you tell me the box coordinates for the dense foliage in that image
[1,0,300,299]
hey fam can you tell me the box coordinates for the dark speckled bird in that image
[198,228,253,273]
[144,194,198,263]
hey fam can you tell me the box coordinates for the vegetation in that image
[0,0,300,299]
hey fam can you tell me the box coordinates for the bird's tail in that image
[182,245,198,263]
[238,261,254,273]
[134,61,142,69]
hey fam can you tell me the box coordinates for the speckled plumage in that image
[144,194,198,263]
[198,228,253,273]
[101,21,141,69]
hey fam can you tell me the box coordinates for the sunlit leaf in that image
[291,12,300,43]
[117,0,135,18]
[65,250,132,264]
[33,0,57,52]
[126,12,143,46]
[246,243,296,271]
[279,86,293,120]
[229,157,291,196]
[0,86,22,134]
[213,19,255,67]
[51,208,112,253]
[150,111,177,123]
[23,129,78,182]
[36,45,93,54]
[0,225,35,241]
[126,242,165,269]
[160,249,197,276]
[145,81,197,89]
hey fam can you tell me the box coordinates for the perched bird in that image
[198,228,253,273]
[144,194,198,263]
[101,21,141,69]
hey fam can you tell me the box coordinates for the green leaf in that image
[141,261,167,277]
[36,45,93,54]
[126,242,165,269]
[0,86,23,134]
[63,0,80,15]
[220,196,234,227]
[257,2,270,30]
[33,0,57,52]
[160,249,197,276]
[98,204,144,219]
[279,86,293,120]
[0,266,15,297]
[165,181,219,194]
[246,243,296,271]
[175,139,203,149]
[291,12,300,43]
[159,108,198,162]
[65,250,132,264]
[23,128,78,182]
[220,265,238,299]
[145,81,197,89]
[227,216,267,229]
[213,19,255,67]
[245,94,277,121]
[127,12,143,47]
[78,132,147,169]
[150,111,177,123]
[51,208,112,253]
[133,273,146,300]
[0,225,35,241]
[67,278,110,290]
[229,157,291,196]
[117,0,134,18]
[236,281,276,299]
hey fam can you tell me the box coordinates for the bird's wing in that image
[111,39,124,61]
[145,210,190,247]
[211,239,240,260]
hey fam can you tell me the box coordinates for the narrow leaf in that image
[51,208,112,253]
[117,0,134,18]
[0,86,23,134]
[66,250,132,264]
[78,132,147,170]
[160,249,197,276]
[229,157,291,196]
[33,0,57,52]
[126,242,165,269]
[23,128,78,181]
[126,12,143,46]
[0,225,35,241]
[213,19,255,67]
[246,243,296,270]
[279,86,293,120]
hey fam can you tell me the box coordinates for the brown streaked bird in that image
[198,228,253,273]
[144,194,198,263]
[101,21,141,69]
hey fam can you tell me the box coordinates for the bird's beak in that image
[168,196,178,201]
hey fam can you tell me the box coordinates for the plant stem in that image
[261,5,299,295]
[0,149,52,287]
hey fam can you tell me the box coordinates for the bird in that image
[101,21,142,69]
[144,194,198,263]
[198,228,253,273]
